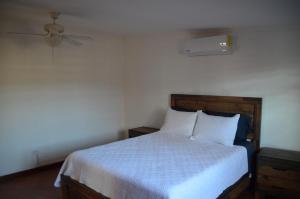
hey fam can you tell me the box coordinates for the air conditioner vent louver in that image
[182,34,233,57]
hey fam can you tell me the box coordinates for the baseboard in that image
[0,161,63,183]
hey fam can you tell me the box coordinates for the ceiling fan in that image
[7,12,93,47]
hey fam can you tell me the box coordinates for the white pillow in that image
[192,110,240,146]
[161,108,197,137]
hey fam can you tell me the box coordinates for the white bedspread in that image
[54,132,248,199]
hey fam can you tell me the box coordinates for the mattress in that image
[54,132,248,199]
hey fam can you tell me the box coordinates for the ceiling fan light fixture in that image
[5,11,92,48]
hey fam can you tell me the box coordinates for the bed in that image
[55,94,262,199]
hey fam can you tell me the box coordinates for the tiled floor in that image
[0,165,254,199]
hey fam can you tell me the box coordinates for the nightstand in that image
[128,127,159,138]
[255,147,300,199]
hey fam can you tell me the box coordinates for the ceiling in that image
[1,0,300,34]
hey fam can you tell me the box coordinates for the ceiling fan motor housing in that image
[44,23,64,34]
[43,23,64,47]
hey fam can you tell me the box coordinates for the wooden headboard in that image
[171,94,262,151]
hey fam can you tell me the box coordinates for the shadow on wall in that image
[146,108,166,129]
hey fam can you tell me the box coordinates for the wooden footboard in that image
[60,94,260,199]
[61,174,250,199]
[217,175,251,199]
[61,175,108,199]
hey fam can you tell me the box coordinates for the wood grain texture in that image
[171,94,262,151]
[218,175,250,199]
[61,94,262,199]
[0,164,61,199]
[256,148,300,199]
[0,162,63,183]
[128,126,159,138]
[62,174,251,199]
[61,175,108,199]
[0,164,253,199]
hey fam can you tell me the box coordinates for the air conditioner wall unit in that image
[182,34,233,56]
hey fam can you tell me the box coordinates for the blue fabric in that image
[172,108,255,173]
[234,140,255,174]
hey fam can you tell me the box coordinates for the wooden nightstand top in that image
[259,147,300,163]
[256,147,300,198]
[128,127,160,138]
[129,127,160,134]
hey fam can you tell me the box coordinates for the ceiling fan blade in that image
[62,35,83,46]
[6,32,47,37]
[63,34,93,41]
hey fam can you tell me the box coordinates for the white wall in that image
[0,19,125,175]
[1,13,299,177]
[124,27,300,151]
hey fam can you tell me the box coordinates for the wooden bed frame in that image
[61,94,262,199]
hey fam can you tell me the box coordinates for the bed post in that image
[61,175,71,199]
